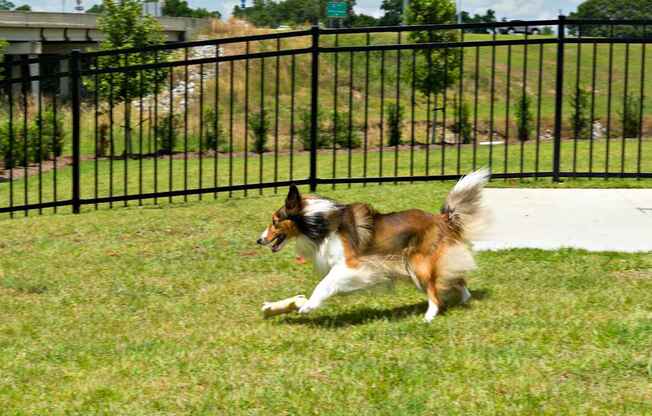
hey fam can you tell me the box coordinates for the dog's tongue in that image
[271,236,285,252]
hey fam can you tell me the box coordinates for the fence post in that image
[70,50,81,213]
[309,25,319,192]
[552,15,565,182]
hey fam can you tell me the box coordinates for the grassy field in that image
[1,181,651,414]
[1,135,651,217]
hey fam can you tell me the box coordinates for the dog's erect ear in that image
[285,184,301,212]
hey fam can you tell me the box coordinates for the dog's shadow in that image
[280,289,490,328]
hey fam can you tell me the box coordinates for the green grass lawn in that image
[0,182,651,414]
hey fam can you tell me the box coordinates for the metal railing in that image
[0,17,651,217]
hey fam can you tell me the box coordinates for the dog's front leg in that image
[299,263,365,314]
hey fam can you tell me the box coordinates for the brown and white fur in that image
[257,169,491,322]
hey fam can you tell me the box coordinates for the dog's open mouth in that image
[271,234,287,252]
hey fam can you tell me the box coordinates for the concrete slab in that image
[474,189,652,253]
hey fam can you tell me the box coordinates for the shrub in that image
[0,121,26,169]
[249,110,270,154]
[453,101,472,144]
[620,93,641,138]
[297,109,360,150]
[298,108,329,151]
[155,114,179,154]
[386,103,404,147]
[202,108,225,151]
[515,94,534,141]
[330,112,361,149]
[569,87,591,139]
[38,106,65,159]
[0,106,65,169]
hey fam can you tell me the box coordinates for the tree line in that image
[0,0,31,11]
[86,0,221,19]
[232,0,497,29]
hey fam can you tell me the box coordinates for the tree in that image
[86,4,105,13]
[569,87,591,139]
[89,0,168,157]
[378,0,403,26]
[569,0,652,37]
[386,103,404,146]
[621,93,641,138]
[454,101,472,144]
[163,0,220,18]
[406,0,460,96]
[515,94,534,141]
[14,4,30,11]
[460,9,496,33]
[350,13,378,27]
[249,110,270,153]
[162,0,193,16]
[0,0,14,11]
[233,0,356,28]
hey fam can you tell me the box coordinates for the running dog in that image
[257,169,491,322]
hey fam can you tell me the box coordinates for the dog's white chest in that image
[297,233,345,277]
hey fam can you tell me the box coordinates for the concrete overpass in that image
[0,11,212,97]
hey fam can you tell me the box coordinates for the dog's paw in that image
[298,301,319,314]
[423,303,439,323]
[261,302,274,317]
[423,314,437,323]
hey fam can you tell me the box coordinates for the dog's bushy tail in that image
[441,169,491,241]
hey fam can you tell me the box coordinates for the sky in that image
[23,0,584,21]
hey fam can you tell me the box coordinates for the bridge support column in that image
[59,58,70,99]
[29,54,40,102]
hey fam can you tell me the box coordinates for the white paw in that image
[423,313,438,323]
[298,301,319,314]
[423,302,439,323]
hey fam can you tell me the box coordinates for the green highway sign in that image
[326,1,348,18]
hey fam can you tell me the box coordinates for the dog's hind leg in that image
[298,263,380,314]
[409,253,443,322]
[423,280,443,322]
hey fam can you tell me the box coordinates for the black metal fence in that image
[1,17,651,217]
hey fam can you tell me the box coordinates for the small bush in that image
[515,94,534,142]
[298,108,330,151]
[0,121,26,169]
[202,108,225,151]
[218,142,232,153]
[453,101,472,144]
[569,87,591,139]
[386,103,404,147]
[0,106,65,169]
[620,93,641,138]
[297,109,361,150]
[155,114,179,154]
[330,112,361,149]
[249,110,271,154]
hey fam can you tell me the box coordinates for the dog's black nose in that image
[256,238,265,245]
